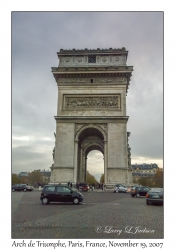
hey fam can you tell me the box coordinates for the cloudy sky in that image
[11,11,163,181]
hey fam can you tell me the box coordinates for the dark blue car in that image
[40,184,83,205]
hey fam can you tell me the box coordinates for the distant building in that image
[39,170,51,183]
[131,163,158,179]
[18,172,30,177]
[40,170,51,178]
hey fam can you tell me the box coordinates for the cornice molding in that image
[54,116,129,123]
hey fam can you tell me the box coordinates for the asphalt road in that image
[12,190,163,239]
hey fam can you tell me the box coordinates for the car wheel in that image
[23,188,27,192]
[12,188,15,192]
[136,193,140,198]
[73,197,79,205]
[115,189,119,193]
[131,194,135,197]
[42,197,49,205]
[146,200,151,205]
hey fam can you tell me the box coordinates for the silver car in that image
[114,184,127,193]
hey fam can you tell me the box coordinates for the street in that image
[12,190,163,239]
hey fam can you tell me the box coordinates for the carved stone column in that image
[73,140,78,183]
[104,140,108,184]
[79,146,83,182]
[85,156,87,183]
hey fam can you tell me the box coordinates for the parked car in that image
[130,186,150,197]
[40,184,84,205]
[114,184,127,193]
[146,188,163,205]
[78,183,90,192]
[12,184,34,192]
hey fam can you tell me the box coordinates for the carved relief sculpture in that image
[57,77,127,85]
[65,96,120,109]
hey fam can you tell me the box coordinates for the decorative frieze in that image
[64,95,120,109]
[57,77,127,85]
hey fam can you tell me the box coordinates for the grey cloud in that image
[12,145,53,174]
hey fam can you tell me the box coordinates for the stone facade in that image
[50,48,133,185]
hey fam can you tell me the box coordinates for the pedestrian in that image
[67,181,70,187]
[70,182,72,188]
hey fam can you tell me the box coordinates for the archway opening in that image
[87,150,104,183]
[77,126,105,183]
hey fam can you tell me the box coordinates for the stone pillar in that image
[79,146,83,182]
[85,156,87,183]
[104,140,108,184]
[73,140,78,183]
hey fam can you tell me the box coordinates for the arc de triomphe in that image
[50,48,133,186]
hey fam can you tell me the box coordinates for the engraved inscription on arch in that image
[63,95,121,110]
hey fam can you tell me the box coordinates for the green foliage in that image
[137,177,155,187]
[12,174,20,185]
[28,170,43,186]
[137,169,163,188]
[154,168,163,187]
[100,173,104,184]
[86,171,98,184]
[12,174,29,185]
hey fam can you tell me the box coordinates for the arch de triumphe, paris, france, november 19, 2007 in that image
[50,48,133,187]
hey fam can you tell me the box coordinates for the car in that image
[114,184,127,193]
[40,184,84,205]
[146,188,163,205]
[78,183,90,192]
[130,186,150,197]
[12,184,34,192]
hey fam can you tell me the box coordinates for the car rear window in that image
[149,188,163,192]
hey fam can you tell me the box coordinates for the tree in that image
[154,168,163,187]
[28,170,43,186]
[12,174,20,185]
[136,168,163,188]
[137,176,155,187]
[99,173,104,184]
[86,171,98,184]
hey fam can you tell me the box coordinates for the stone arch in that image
[84,142,104,155]
[75,124,107,142]
[76,126,106,183]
